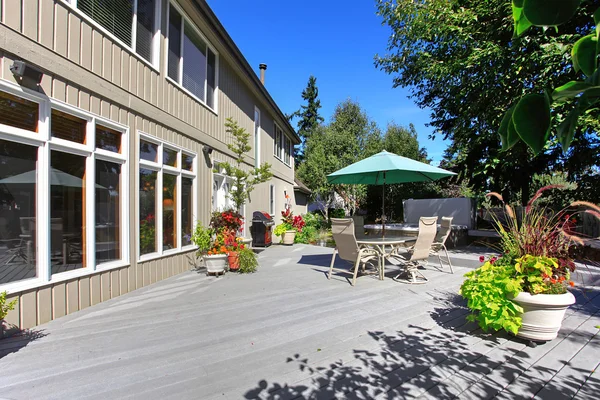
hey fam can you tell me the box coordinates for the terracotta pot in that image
[282,230,296,245]
[512,291,576,342]
[203,254,228,275]
[228,252,240,271]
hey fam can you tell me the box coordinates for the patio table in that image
[357,236,416,280]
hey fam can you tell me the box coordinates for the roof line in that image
[194,1,301,144]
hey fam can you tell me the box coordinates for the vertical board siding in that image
[22,0,38,40]
[67,13,81,63]
[52,283,66,319]
[53,2,68,57]
[37,287,52,325]
[79,277,91,309]
[20,290,36,329]
[4,0,22,32]
[66,280,79,314]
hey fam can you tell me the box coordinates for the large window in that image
[212,162,233,212]
[167,3,218,109]
[75,0,160,65]
[138,135,196,259]
[269,184,275,216]
[0,83,128,290]
[273,124,292,167]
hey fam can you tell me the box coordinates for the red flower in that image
[479,256,485,263]
[569,281,575,287]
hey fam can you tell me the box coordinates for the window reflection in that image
[50,151,86,274]
[96,160,121,264]
[96,125,122,153]
[163,173,177,249]
[0,91,38,132]
[0,140,37,284]
[51,109,86,144]
[140,140,158,162]
[163,148,177,167]
[181,177,192,246]
[140,168,157,255]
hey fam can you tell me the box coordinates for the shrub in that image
[238,247,258,273]
[295,225,318,244]
[0,291,17,321]
[191,222,212,255]
[330,208,346,219]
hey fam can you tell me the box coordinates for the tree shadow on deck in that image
[0,329,47,359]
[241,312,563,399]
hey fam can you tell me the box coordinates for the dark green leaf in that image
[558,105,582,152]
[512,94,551,154]
[572,34,597,77]
[512,1,532,37]
[499,105,519,151]
[552,81,596,101]
[523,0,580,27]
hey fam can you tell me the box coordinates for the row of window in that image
[0,83,197,291]
[66,0,218,110]
[274,124,292,166]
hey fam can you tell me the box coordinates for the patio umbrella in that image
[327,150,456,237]
[0,168,105,189]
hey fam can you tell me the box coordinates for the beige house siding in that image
[0,0,299,330]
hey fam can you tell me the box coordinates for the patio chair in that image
[431,216,454,274]
[352,215,367,239]
[392,216,438,284]
[328,218,379,286]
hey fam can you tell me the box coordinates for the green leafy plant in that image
[461,254,575,334]
[237,247,258,273]
[191,222,212,256]
[1,291,17,321]
[294,225,317,244]
[460,255,524,335]
[218,118,273,211]
[274,223,292,237]
[501,0,600,154]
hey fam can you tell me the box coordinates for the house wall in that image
[0,0,297,330]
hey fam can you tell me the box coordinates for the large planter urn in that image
[512,291,576,342]
[281,230,296,245]
[227,252,240,271]
[203,254,228,276]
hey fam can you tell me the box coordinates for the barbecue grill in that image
[251,211,274,247]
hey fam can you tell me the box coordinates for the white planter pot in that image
[512,291,576,342]
[203,254,228,275]
[282,230,296,245]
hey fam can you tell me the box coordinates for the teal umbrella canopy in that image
[327,151,455,185]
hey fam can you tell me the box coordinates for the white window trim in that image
[0,80,130,294]
[60,0,162,71]
[165,0,219,113]
[254,106,261,167]
[269,184,275,217]
[273,123,292,168]
[211,160,235,212]
[137,132,197,262]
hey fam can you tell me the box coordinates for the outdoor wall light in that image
[203,145,213,155]
[10,61,44,85]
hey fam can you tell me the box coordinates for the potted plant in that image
[191,222,228,276]
[238,247,259,273]
[274,207,305,245]
[460,187,599,342]
[224,231,247,272]
[1,291,17,338]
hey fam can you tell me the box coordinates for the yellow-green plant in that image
[460,254,570,334]
[238,247,258,274]
[0,291,17,321]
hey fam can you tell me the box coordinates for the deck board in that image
[0,245,598,399]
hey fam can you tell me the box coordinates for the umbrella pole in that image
[382,172,386,238]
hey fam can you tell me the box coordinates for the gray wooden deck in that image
[0,244,598,399]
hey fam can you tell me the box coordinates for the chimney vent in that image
[259,63,267,85]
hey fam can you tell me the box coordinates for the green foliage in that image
[274,223,292,237]
[504,2,600,155]
[289,75,325,163]
[461,253,573,335]
[376,0,600,205]
[297,100,379,216]
[0,291,17,321]
[295,225,318,244]
[460,256,524,335]
[191,222,212,255]
[219,118,273,211]
[237,247,258,273]
[330,208,346,219]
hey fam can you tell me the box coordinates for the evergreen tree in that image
[290,75,325,163]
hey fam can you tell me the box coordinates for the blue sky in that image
[208,0,450,164]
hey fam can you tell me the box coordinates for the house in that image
[0,0,300,330]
